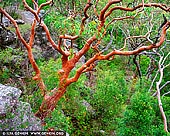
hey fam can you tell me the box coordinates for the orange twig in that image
[79,0,93,34]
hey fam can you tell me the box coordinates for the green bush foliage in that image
[26,0,47,8]
[41,57,129,135]
[117,88,168,136]
[0,48,25,83]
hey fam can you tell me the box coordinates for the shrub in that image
[117,89,168,136]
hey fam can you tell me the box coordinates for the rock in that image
[0,25,16,46]
[15,19,25,24]
[32,46,43,60]
[20,11,34,24]
[0,84,21,116]
[39,10,45,18]
[2,17,10,27]
[0,84,42,131]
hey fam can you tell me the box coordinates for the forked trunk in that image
[35,85,67,119]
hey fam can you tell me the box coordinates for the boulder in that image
[0,84,42,131]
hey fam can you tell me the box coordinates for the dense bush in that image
[0,48,25,83]
[38,57,129,135]
[117,87,168,136]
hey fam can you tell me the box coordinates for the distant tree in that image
[0,0,170,133]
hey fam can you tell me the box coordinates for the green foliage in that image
[43,69,89,134]
[65,58,127,134]
[88,59,128,134]
[0,0,22,19]
[19,89,43,113]
[54,0,87,16]
[7,8,21,20]
[139,55,150,75]
[162,96,170,131]
[26,0,47,8]
[44,108,72,134]
[0,48,25,83]
[117,89,168,136]
[0,48,13,64]
[58,73,90,135]
[44,11,80,35]
[38,58,61,90]
[44,10,100,50]
[42,58,129,135]
[17,24,32,34]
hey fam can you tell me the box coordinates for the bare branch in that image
[162,90,170,97]
[156,56,168,132]
[160,81,170,91]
